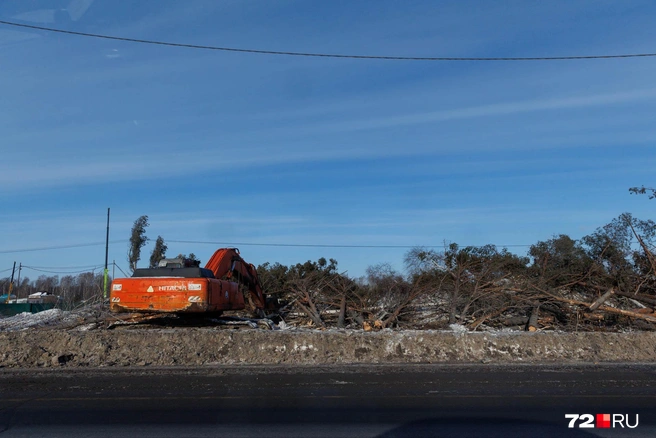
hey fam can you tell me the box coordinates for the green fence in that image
[0,303,57,317]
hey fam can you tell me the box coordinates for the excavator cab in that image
[157,258,201,268]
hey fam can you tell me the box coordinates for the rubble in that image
[0,328,655,368]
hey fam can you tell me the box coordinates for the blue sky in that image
[1,0,655,281]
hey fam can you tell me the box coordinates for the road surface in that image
[0,363,654,437]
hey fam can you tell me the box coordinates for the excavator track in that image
[105,312,277,330]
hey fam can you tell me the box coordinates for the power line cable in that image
[114,263,129,277]
[166,239,532,249]
[22,265,104,275]
[23,264,102,270]
[0,240,124,254]
[1,20,655,61]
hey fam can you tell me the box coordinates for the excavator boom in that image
[204,248,267,310]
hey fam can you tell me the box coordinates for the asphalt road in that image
[0,364,654,437]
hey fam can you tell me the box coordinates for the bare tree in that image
[287,271,327,328]
[323,272,358,328]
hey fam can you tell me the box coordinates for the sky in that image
[1,0,655,282]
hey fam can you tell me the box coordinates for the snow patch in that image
[76,323,97,332]
[449,324,468,334]
[292,343,317,352]
[0,309,67,331]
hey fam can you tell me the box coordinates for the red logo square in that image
[596,413,611,428]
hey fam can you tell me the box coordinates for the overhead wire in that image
[22,264,102,270]
[21,265,104,275]
[113,263,129,277]
[0,240,124,254]
[0,238,533,258]
[166,239,532,249]
[1,20,655,61]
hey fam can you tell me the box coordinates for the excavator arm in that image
[204,248,267,311]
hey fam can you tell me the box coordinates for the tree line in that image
[0,271,106,310]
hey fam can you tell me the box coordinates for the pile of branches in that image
[259,213,656,332]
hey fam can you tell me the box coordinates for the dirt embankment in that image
[1,329,655,368]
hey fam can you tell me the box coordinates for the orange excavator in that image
[110,248,269,316]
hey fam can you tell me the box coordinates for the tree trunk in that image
[348,310,364,326]
[303,290,324,326]
[295,301,324,328]
[381,302,406,328]
[449,291,457,324]
[527,307,539,331]
[501,316,529,326]
[632,320,656,331]
[337,295,346,328]
[582,312,604,321]
[540,303,569,323]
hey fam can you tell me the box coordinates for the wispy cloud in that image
[2,123,653,192]
[104,49,121,59]
[0,144,409,191]
[0,28,41,45]
[67,0,95,21]
[307,88,656,133]
[11,9,56,23]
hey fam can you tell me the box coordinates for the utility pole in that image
[103,208,110,301]
[15,263,21,299]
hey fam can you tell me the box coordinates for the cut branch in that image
[614,290,656,307]
[589,289,614,312]
[628,221,656,274]
[338,295,346,328]
[468,306,511,330]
